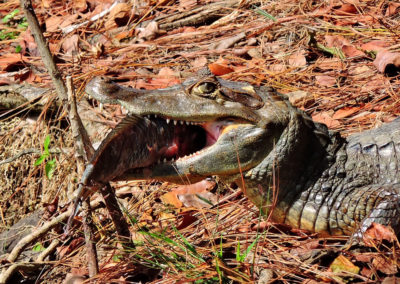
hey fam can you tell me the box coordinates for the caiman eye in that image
[192,81,217,96]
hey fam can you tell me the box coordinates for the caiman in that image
[84,75,400,237]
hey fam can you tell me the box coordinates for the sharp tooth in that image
[171,157,175,161]
[163,158,167,163]
[154,114,157,118]
[166,118,170,124]
[157,159,161,164]
[180,120,184,125]
[174,120,177,125]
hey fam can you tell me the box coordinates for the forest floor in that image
[0,0,400,283]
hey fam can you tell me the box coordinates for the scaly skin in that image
[85,75,400,237]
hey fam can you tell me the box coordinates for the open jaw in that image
[143,115,235,164]
[114,114,247,182]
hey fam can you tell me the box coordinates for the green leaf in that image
[32,242,44,252]
[15,45,22,53]
[34,154,47,166]
[112,255,123,262]
[45,158,56,180]
[254,7,277,22]
[236,241,241,261]
[2,9,20,24]
[43,135,51,154]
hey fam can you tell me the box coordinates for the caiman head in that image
[85,75,296,186]
[85,73,335,213]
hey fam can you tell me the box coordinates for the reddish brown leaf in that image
[161,180,216,209]
[45,16,63,33]
[363,222,396,246]
[179,0,197,10]
[288,51,307,67]
[325,35,350,48]
[315,75,336,87]
[316,58,345,70]
[372,256,397,275]
[0,54,26,72]
[208,63,234,76]
[382,277,400,284]
[341,45,364,57]
[61,34,79,56]
[373,50,400,74]
[172,179,216,195]
[360,267,373,278]
[385,3,400,16]
[334,3,358,15]
[73,0,88,12]
[151,67,181,88]
[312,112,340,128]
[360,40,389,52]
[105,3,131,29]
[191,56,208,69]
[161,192,183,208]
[178,191,217,209]
[176,211,198,230]
[354,253,375,263]
[137,21,160,40]
[332,107,359,119]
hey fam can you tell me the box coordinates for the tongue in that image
[202,121,229,146]
[165,143,178,158]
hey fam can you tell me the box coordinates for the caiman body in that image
[85,75,400,237]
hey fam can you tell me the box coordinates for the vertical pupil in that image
[200,82,215,93]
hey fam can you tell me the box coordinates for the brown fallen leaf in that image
[372,256,397,275]
[160,192,183,208]
[45,16,64,33]
[178,191,217,209]
[373,50,400,75]
[332,107,359,119]
[73,0,87,12]
[334,3,358,15]
[315,75,336,87]
[105,2,132,30]
[0,54,27,72]
[385,3,400,16]
[382,276,400,284]
[363,222,396,246]
[161,179,216,209]
[210,32,246,51]
[191,56,208,69]
[312,112,340,128]
[61,34,79,56]
[176,211,198,230]
[325,35,350,48]
[287,51,307,67]
[209,62,234,76]
[316,58,345,71]
[360,267,373,278]
[152,67,181,88]
[360,40,389,52]
[354,253,375,263]
[137,21,160,40]
[341,45,364,58]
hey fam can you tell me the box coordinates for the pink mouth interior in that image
[161,120,227,161]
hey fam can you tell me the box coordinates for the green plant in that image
[32,242,44,252]
[236,235,260,262]
[0,9,28,41]
[35,135,57,180]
